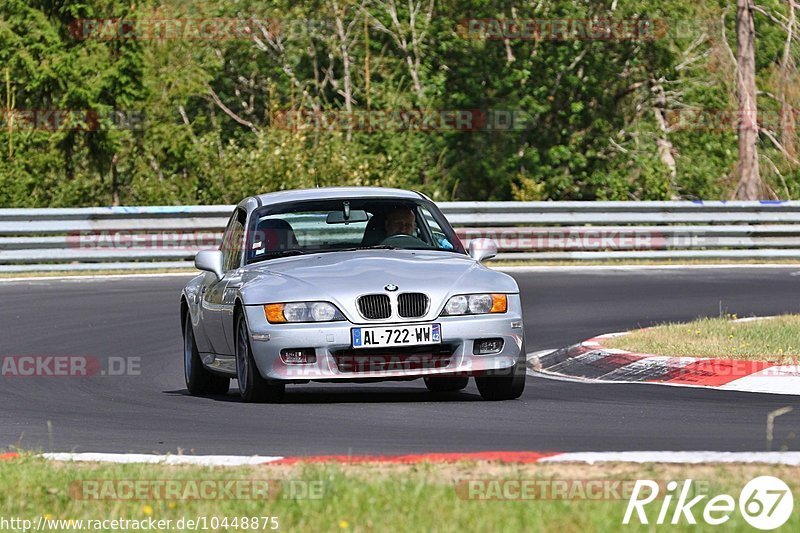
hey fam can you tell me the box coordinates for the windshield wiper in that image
[336,245,397,252]
[258,249,307,259]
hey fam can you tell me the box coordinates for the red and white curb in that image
[2,451,800,467]
[529,330,800,396]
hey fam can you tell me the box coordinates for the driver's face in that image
[385,208,416,236]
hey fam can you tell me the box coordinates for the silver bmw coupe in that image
[181,187,526,402]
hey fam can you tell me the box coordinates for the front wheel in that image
[235,313,285,403]
[475,353,526,401]
[184,318,230,396]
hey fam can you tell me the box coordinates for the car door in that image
[200,208,246,355]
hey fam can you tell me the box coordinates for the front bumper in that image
[243,304,525,381]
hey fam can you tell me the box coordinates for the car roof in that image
[242,187,426,210]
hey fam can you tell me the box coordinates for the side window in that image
[420,206,455,250]
[220,209,246,271]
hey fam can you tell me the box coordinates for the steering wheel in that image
[381,234,432,248]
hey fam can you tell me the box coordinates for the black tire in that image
[424,376,469,392]
[235,313,285,403]
[184,317,230,396]
[475,352,526,401]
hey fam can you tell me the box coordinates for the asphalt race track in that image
[1,267,799,456]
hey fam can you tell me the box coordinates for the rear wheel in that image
[184,318,230,396]
[475,352,526,401]
[235,313,285,403]
[424,376,469,392]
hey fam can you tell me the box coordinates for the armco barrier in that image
[2,201,800,271]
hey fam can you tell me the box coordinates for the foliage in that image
[1,0,800,206]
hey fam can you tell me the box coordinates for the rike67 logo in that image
[624,476,794,530]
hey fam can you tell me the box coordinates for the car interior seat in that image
[254,218,299,253]
[360,213,386,246]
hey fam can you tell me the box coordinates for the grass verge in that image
[1,455,799,532]
[605,314,800,360]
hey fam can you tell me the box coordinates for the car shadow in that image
[163,385,483,404]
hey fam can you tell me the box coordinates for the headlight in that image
[442,294,507,315]
[444,295,468,315]
[264,302,345,323]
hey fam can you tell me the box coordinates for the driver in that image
[384,207,416,237]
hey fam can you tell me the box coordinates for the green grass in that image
[605,314,800,360]
[1,455,799,532]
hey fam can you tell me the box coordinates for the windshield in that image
[245,198,466,264]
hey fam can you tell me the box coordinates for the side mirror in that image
[468,238,498,263]
[195,250,224,280]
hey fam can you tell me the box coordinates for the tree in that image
[734,0,762,199]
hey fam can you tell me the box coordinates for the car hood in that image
[237,249,518,322]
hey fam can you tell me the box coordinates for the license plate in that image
[352,324,441,349]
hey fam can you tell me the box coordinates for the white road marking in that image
[719,366,800,395]
[0,272,195,283]
[34,451,800,466]
[497,264,800,272]
[541,451,800,465]
[42,453,284,466]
